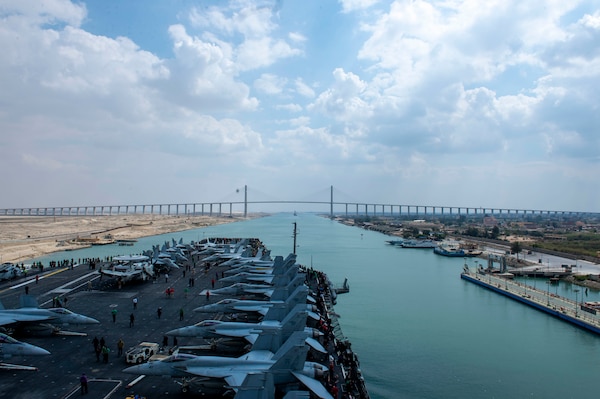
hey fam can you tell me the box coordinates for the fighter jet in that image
[218,248,273,267]
[123,331,332,399]
[0,333,50,371]
[195,285,319,322]
[202,241,252,263]
[217,266,299,286]
[168,303,324,354]
[161,239,188,263]
[0,333,50,357]
[0,263,23,281]
[223,255,296,276]
[222,254,295,275]
[0,295,99,335]
[209,273,305,300]
[142,243,183,271]
[99,255,154,282]
[192,238,236,256]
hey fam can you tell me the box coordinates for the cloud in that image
[339,0,380,13]
[311,68,372,122]
[187,1,302,70]
[254,73,287,94]
[294,78,315,98]
[276,103,303,112]
[0,0,598,212]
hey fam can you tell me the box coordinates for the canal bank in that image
[461,267,600,335]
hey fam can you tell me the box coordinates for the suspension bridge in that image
[0,186,597,219]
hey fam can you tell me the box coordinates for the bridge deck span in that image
[0,201,596,218]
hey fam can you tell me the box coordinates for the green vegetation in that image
[574,274,590,282]
[532,233,600,258]
[510,241,523,259]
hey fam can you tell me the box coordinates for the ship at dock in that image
[399,239,437,248]
[434,241,482,257]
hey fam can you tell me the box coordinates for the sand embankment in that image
[0,214,251,263]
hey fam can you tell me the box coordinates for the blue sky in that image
[0,0,599,212]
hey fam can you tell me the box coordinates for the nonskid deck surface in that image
[0,239,369,398]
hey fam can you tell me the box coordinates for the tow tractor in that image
[125,342,160,365]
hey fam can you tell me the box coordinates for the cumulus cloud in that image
[276,103,303,112]
[311,68,372,122]
[187,2,302,70]
[0,0,598,211]
[339,0,380,13]
[254,73,287,94]
[294,78,315,98]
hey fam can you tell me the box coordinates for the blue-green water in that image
[28,214,600,398]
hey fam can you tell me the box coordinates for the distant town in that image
[334,213,600,263]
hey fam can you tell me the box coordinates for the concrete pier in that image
[461,269,600,335]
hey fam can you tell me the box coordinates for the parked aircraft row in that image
[99,238,188,283]
[0,295,99,370]
[124,245,334,399]
[0,263,23,282]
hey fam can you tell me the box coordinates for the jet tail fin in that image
[269,277,306,302]
[271,331,309,371]
[280,304,308,338]
[19,295,39,308]
[234,372,275,399]
[250,330,280,352]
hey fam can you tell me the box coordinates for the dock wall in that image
[461,272,600,336]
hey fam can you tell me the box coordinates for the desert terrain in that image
[0,214,247,263]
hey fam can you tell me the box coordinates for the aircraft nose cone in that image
[123,362,163,376]
[31,346,52,356]
[123,365,144,374]
[21,343,51,356]
[166,327,190,337]
[82,316,101,324]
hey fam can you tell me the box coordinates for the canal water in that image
[28,213,600,398]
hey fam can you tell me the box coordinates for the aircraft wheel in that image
[181,386,189,393]
[136,357,143,364]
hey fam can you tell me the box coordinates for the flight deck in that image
[0,238,368,398]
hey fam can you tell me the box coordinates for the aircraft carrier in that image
[0,238,369,399]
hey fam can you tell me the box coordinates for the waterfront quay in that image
[461,268,600,335]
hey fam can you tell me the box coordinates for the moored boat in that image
[434,241,481,257]
[401,239,437,248]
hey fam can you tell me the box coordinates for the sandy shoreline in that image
[0,214,257,263]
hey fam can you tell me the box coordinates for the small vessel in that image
[385,239,404,246]
[434,242,466,257]
[401,239,437,248]
[434,241,481,257]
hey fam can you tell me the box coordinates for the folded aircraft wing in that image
[244,288,275,297]
[305,337,326,354]
[291,371,334,399]
[231,305,270,315]
[184,366,242,382]
[224,372,251,391]
[213,328,253,339]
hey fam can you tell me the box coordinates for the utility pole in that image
[292,222,297,255]
[330,185,333,219]
[244,185,247,218]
